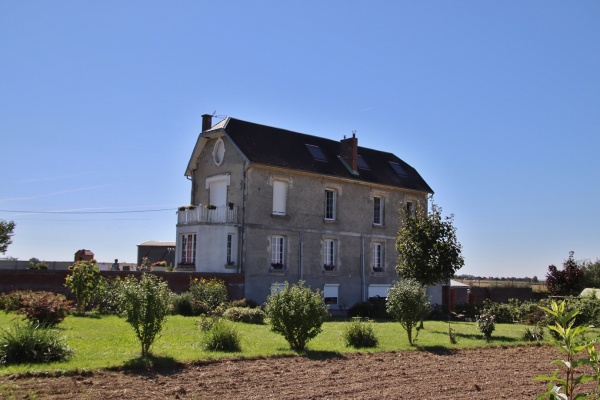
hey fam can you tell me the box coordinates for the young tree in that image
[386,278,431,345]
[0,220,16,254]
[395,200,464,287]
[264,281,329,351]
[546,251,584,296]
[64,261,103,312]
[120,273,173,357]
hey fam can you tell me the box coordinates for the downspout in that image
[238,161,249,275]
[360,235,365,302]
[299,231,304,281]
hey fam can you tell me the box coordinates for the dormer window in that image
[305,144,327,162]
[388,161,407,176]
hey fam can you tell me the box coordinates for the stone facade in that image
[175,116,432,308]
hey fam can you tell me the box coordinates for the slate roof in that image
[209,117,433,194]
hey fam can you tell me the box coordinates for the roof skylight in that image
[357,155,370,170]
[305,144,327,162]
[388,161,407,176]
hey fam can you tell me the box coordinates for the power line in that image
[0,208,176,215]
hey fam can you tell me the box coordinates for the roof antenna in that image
[352,130,357,138]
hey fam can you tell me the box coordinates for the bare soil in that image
[0,345,578,399]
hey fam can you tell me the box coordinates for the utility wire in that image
[0,208,175,214]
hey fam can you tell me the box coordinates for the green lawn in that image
[0,312,585,375]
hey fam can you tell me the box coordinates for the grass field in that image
[1,311,580,375]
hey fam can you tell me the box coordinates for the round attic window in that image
[213,138,225,166]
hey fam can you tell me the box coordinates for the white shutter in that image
[272,181,287,215]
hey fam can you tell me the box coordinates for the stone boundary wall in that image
[0,270,245,300]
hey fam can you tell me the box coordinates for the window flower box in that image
[372,267,383,273]
[271,263,285,270]
[323,264,335,271]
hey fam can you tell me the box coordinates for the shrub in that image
[228,298,259,309]
[342,318,378,348]
[189,278,228,311]
[0,290,28,312]
[476,310,496,342]
[522,325,544,342]
[348,301,374,318]
[386,279,431,345]
[201,318,241,352]
[17,291,72,327]
[64,261,103,312]
[172,292,196,316]
[0,322,73,365]
[95,277,123,315]
[28,259,48,270]
[265,281,329,351]
[223,307,266,324]
[120,273,173,356]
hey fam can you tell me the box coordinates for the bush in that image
[172,292,196,316]
[17,291,72,327]
[476,310,496,341]
[223,307,266,324]
[0,290,28,312]
[201,318,241,352]
[522,325,544,342]
[386,279,431,345]
[95,277,123,315]
[228,298,259,309]
[189,278,228,311]
[120,274,173,356]
[348,301,374,318]
[265,281,329,351]
[342,318,378,348]
[0,322,73,365]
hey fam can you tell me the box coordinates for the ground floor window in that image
[368,284,391,300]
[372,242,383,272]
[181,233,196,264]
[271,235,285,269]
[323,284,339,306]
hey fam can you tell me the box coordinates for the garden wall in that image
[469,286,545,304]
[0,270,245,300]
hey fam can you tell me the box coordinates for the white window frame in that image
[373,196,384,225]
[372,242,383,272]
[212,138,225,166]
[226,233,234,265]
[323,239,336,270]
[271,235,285,268]
[181,233,196,264]
[323,284,339,306]
[324,189,336,220]
[406,201,415,217]
[272,180,288,216]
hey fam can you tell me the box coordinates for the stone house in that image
[175,115,433,308]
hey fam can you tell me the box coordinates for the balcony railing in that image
[177,205,238,224]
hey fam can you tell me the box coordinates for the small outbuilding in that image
[74,249,94,262]
[137,241,176,267]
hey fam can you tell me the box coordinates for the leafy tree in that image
[264,281,329,351]
[120,273,173,357]
[395,200,464,287]
[546,251,584,296]
[64,261,103,312]
[0,220,15,254]
[386,278,431,345]
[581,258,600,289]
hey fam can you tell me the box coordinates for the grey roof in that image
[137,241,176,247]
[214,117,433,193]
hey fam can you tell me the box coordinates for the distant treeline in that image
[455,275,541,283]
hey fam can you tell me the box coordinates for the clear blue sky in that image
[1,1,599,278]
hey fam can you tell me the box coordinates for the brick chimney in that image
[340,133,358,171]
[201,114,213,132]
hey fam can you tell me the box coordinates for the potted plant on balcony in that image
[205,204,216,210]
[323,264,335,272]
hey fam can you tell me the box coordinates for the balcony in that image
[177,205,238,224]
